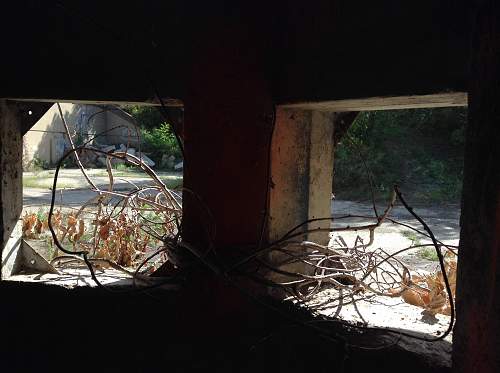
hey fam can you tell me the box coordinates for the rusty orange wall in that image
[182,24,274,249]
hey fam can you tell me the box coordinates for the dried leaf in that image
[399,252,457,315]
[401,286,430,308]
[71,219,85,243]
[35,219,43,234]
[99,222,111,240]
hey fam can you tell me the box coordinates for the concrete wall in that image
[105,109,140,146]
[268,108,335,244]
[266,108,335,285]
[23,103,107,167]
[0,101,23,278]
[268,109,311,243]
[23,104,137,167]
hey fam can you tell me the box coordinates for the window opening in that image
[17,101,183,289]
[308,107,465,342]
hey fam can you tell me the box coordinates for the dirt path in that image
[331,199,460,272]
[24,186,461,261]
[23,169,182,208]
[22,188,459,343]
[305,199,460,345]
[23,169,182,191]
[23,174,460,274]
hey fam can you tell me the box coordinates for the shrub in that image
[126,106,164,130]
[333,108,465,203]
[125,106,182,168]
[140,123,181,165]
[112,163,132,171]
[418,247,439,261]
[26,156,49,172]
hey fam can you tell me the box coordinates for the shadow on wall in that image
[23,103,138,169]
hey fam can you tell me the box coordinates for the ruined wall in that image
[0,101,23,278]
[105,109,140,146]
[268,109,335,244]
[22,103,139,168]
[23,103,106,167]
[266,108,335,286]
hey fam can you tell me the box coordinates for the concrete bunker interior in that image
[1,2,499,373]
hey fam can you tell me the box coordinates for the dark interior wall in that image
[182,17,274,248]
[271,0,470,102]
[0,2,480,372]
[1,0,468,104]
[453,1,500,372]
[1,1,186,102]
[0,281,452,373]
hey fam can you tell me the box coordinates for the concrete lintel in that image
[280,92,467,112]
[6,97,183,108]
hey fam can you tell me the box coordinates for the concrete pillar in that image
[268,108,335,245]
[453,2,500,372]
[265,109,334,286]
[0,100,23,279]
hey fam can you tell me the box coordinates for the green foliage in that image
[125,105,164,130]
[27,157,49,172]
[23,176,43,188]
[450,126,465,146]
[23,175,75,189]
[143,210,164,224]
[60,157,75,169]
[418,247,439,261]
[401,230,421,246]
[334,107,466,203]
[140,123,181,165]
[112,162,132,171]
[36,208,48,222]
[73,132,86,147]
[125,106,181,168]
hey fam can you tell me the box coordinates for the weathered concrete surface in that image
[23,103,105,166]
[280,92,467,112]
[307,111,336,243]
[0,100,23,279]
[453,2,500,372]
[268,108,334,244]
[266,109,334,284]
[13,240,59,275]
[23,103,141,167]
[268,109,311,243]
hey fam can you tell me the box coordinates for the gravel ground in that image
[309,199,460,344]
[331,199,460,272]
[23,175,460,344]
